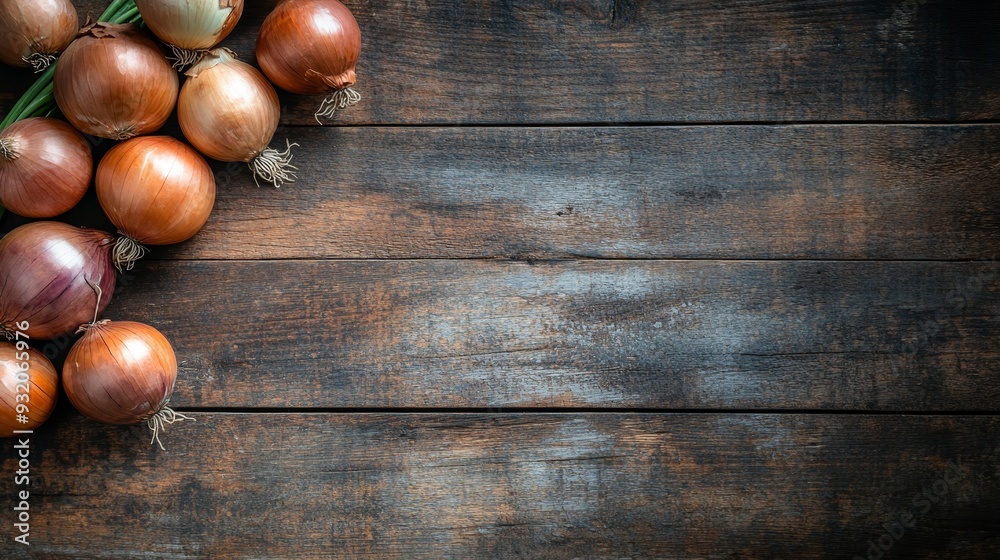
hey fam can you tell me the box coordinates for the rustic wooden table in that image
[2,0,1000,558]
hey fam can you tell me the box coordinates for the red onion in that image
[0,221,117,340]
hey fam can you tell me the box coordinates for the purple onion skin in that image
[0,222,117,340]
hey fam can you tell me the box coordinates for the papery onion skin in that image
[256,0,361,95]
[178,48,280,164]
[0,342,58,437]
[53,22,179,140]
[96,136,216,250]
[0,0,78,71]
[62,321,177,425]
[0,221,117,340]
[0,117,93,218]
[135,0,245,53]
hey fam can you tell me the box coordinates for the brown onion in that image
[0,342,58,437]
[62,320,190,448]
[256,0,362,123]
[95,135,216,271]
[0,117,92,218]
[53,22,179,140]
[178,48,297,188]
[0,221,116,340]
[135,0,245,69]
[0,0,78,71]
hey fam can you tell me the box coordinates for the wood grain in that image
[81,259,1000,410]
[1,412,997,559]
[3,0,1000,125]
[5,124,998,261]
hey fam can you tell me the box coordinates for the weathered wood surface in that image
[82,259,999,410]
[4,124,999,260]
[0,0,998,558]
[3,0,1000,124]
[1,413,997,559]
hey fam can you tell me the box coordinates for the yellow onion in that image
[95,135,216,271]
[0,117,92,218]
[53,22,179,140]
[62,320,191,449]
[178,48,297,188]
[256,0,362,123]
[0,342,58,437]
[0,0,78,71]
[135,0,245,69]
[0,221,117,340]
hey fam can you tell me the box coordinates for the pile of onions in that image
[256,0,362,123]
[178,48,297,187]
[54,22,179,140]
[0,342,59,437]
[0,117,92,218]
[135,0,245,68]
[95,135,216,270]
[0,0,372,443]
[0,221,117,340]
[0,0,78,71]
[62,320,190,449]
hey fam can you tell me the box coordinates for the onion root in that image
[147,406,194,450]
[250,139,298,188]
[112,123,139,141]
[0,139,17,160]
[168,45,204,70]
[314,87,361,124]
[113,234,147,272]
[23,51,58,72]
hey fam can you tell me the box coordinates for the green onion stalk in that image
[0,0,143,218]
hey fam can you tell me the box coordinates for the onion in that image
[0,0,78,72]
[53,22,179,140]
[178,48,297,188]
[0,117,92,218]
[62,320,191,449]
[256,0,362,123]
[135,0,245,69]
[0,221,116,340]
[0,342,58,437]
[95,135,216,271]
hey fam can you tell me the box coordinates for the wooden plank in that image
[3,0,1000,124]
[1,412,997,558]
[89,259,1000,410]
[6,125,997,260]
